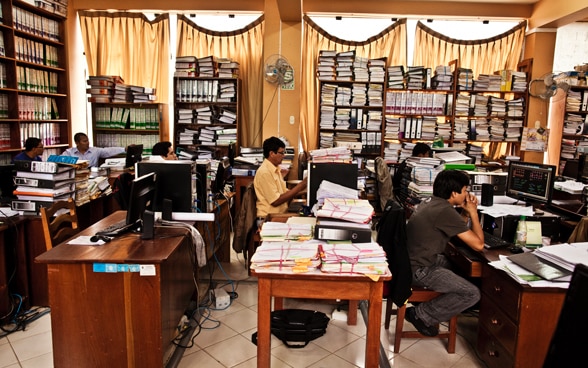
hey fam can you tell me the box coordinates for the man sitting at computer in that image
[405,170,483,337]
[254,136,306,220]
[151,141,178,160]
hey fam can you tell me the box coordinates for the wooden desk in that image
[446,242,566,368]
[252,269,390,368]
[36,211,195,368]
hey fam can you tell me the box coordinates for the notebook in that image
[507,251,572,282]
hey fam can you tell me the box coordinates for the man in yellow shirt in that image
[254,136,307,219]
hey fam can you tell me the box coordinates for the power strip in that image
[213,288,230,309]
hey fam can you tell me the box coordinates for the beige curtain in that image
[301,16,407,153]
[79,12,170,104]
[413,21,527,159]
[177,15,265,148]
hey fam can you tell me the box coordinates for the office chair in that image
[233,181,258,270]
[377,200,457,354]
[40,198,80,251]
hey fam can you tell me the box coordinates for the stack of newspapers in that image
[319,242,388,275]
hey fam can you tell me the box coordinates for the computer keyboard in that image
[484,231,512,249]
[96,220,135,237]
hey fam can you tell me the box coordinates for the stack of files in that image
[197,55,217,77]
[351,83,367,106]
[488,96,506,117]
[320,106,336,129]
[334,108,351,129]
[316,198,374,224]
[216,108,237,124]
[112,82,132,102]
[315,180,358,206]
[86,76,117,103]
[458,68,474,90]
[178,128,197,145]
[432,65,453,90]
[384,116,402,140]
[367,83,383,106]
[319,132,334,149]
[217,59,240,78]
[564,114,585,135]
[453,117,469,140]
[455,94,471,116]
[177,108,194,124]
[259,222,314,242]
[218,82,236,102]
[504,120,523,141]
[368,58,386,83]
[335,86,351,106]
[129,85,156,103]
[335,50,355,81]
[407,181,434,197]
[406,66,426,89]
[511,71,528,92]
[250,240,321,273]
[194,106,214,125]
[473,95,489,117]
[383,141,402,162]
[506,98,525,117]
[366,111,382,130]
[317,50,336,80]
[472,118,490,140]
[387,65,405,89]
[466,144,484,163]
[421,116,437,140]
[435,119,452,141]
[319,242,388,275]
[566,90,582,111]
[174,56,197,77]
[352,56,369,82]
[473,74,490,91]
[488,118,506,141]
[309,147,352,163]
[534,242,588,272]
[73,163,91,206]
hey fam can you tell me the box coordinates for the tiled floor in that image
[0,250,486,368]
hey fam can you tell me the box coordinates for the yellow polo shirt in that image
[254,159,288,217]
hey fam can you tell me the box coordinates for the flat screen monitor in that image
[561,159,579,180]
[136,161,194,212]
[505,161,556,206]
[125,144,143,169]
[307,162,358,207]
[126,172,156,228]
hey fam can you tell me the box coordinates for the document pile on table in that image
[250,240,321,273]
[315,198,374,224]
[319,242,388,275]
[534,242,588,272]
[259,222,314,241]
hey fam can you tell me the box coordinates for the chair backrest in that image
[375,156,394,211]
[298,151,308,180]
[40,198,80,251]
[233,181,257,254]
[112,172,135,210]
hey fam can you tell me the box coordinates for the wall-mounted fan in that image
[264,54,293,86]
[528,72,570,101]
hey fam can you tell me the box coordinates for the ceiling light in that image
[336,16,342,21]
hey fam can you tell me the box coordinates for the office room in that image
[1,0,588,367]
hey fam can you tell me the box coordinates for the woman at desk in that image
[405,170,484,337]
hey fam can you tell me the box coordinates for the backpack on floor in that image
[252,309,330,348]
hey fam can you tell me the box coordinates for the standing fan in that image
[528,72,570,102]
[264,54,293,86]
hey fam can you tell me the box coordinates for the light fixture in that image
[336,16,342,21]
[229,14,235,18]
[190,13,196,18]
[483,20,489,24]
[391,18,398,22]
[427,19,433,23]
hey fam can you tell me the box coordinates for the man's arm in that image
[99,146,126,158]
[456,193,484,251]
[271,180,307,207]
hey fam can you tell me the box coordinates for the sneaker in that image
[405,307,439,337]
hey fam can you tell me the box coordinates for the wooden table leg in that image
[347,300,358,325]
[365,282,384,368]
[274,296,284,310]
[257,278,272,368]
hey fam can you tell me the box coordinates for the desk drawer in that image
[479,294,517,356]
[481,265,521,320]
[477,325,514,368]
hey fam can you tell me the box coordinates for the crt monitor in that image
[505,161,556,206]
[136,160,194,212]
[307,162,358,207]
[125,144,143,169]
[126,171,157,228]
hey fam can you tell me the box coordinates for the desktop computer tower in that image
[195,161,211,213]
[483,213,561,243]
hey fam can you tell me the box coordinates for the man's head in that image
[433,170,470,203]
[74,132,90,152]
[24,137,43,155]
[152,141,177,160]
[262,136,286,166]
[412,143,432,158]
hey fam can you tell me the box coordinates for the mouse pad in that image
[507,252,571,282]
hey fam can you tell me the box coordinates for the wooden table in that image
[36,211,195,368]
[252,269,391,368]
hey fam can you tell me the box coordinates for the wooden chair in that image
[384,289,458,354]
[40,198,80,251]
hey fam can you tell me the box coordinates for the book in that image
[13,176,75,189]
[14,183,76,197]
[16,169,75,181]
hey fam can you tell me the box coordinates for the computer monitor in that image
[0,164,16,205]
[136,161,194,212]
[561,159,579,180]
[125,144,143,169]
[126,171,156,228]
[307,162,358,207]
[505,161,556,206]
[578,154,588,183]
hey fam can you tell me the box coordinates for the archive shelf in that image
[173,77,240,159]
[0,0,70,164]
[90,102,163,155]
[560,84,588,169]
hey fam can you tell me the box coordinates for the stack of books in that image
[197,55,217,77]
[335,50,355,81]
[217,59,240,78]
[432,65,454,90]
[406,66,427,89]
[11,160,76,214]
[87,75,123,103]
[387,65,405,89]
[458,68,474,90]
[368,57,386,83]
[250,240,321,273]
[175,56,197,77]
[317,50,336,81]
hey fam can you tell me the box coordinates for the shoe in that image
[405,307,439,337]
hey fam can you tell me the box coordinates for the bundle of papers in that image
[315,180,359,206]
[534,242,588,271]
[250,240,321,273]
[319,242,388,275]
[259,222,314,242]
[315,198,374,224]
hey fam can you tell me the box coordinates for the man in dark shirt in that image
[12,137,43,162]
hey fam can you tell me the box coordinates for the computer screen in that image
[561,159,579,180]
[505,161,556,206]
[578,154,588,183]
[307,162,358,207]
[126,171,156,228]
[125,144,143,169]
[136,161,194,212]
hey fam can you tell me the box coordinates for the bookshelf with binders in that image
[559,83,588,171]
[173,76,241,159]
[317,50,386,159]
[0,0,71,164]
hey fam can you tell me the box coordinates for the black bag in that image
[252,309,330,348]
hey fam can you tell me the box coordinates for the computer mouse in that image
[509,246,524,254]
[90,235,112,243]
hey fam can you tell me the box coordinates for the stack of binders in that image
[11,160,75,215]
